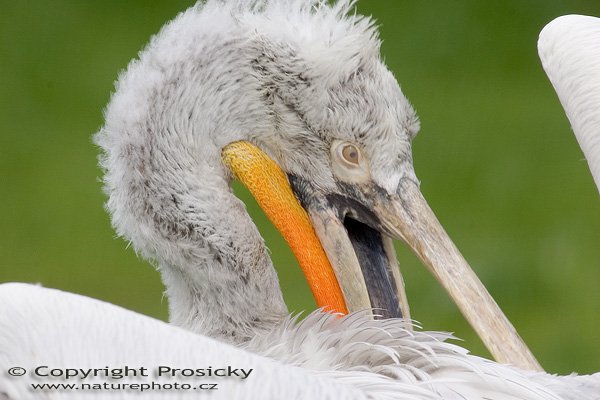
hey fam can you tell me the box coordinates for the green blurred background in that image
[1,1,599,374]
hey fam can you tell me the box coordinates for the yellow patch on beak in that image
[222,141,348,315]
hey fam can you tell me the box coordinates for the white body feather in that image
[538,15,600,192]
[0,284,369,400]
[1,283,598,400]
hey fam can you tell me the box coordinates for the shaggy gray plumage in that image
[95,0,418,342]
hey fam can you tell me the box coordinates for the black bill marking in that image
[343,217,402,319]
[288,173,403,319]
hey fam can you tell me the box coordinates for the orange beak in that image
[222,141,348,314]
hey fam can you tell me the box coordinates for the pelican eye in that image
[331,141,368,181]
[340,144,361,166]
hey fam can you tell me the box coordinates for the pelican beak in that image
[287,175,409,320]
[292,174,542,371]
[223,140,540,370]
[222,141,348,315]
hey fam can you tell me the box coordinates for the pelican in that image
[1,2,599,399]
[89,0,537,367]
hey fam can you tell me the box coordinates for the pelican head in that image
[95,0,538,369]
[219,2,422,318]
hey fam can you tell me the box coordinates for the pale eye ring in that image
[341,144,360,165]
